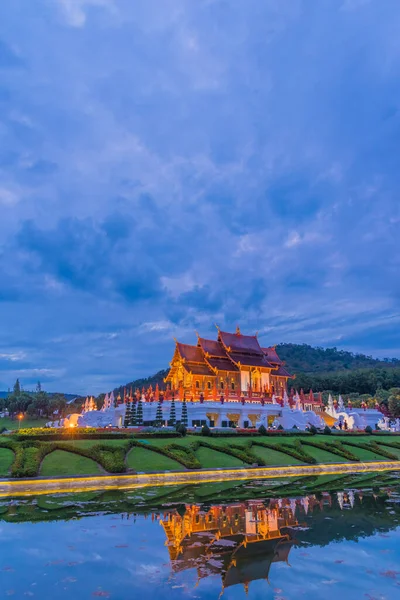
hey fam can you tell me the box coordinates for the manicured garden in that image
[0,429,400,478]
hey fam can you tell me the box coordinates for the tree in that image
[124,400,132,427]
[36,381,42,393]
[388,392,400,418]
[258,424,267,436]
[13,379,21,396]
[155,400,163,427]
[169,397,176,426]
[131,402,137,426]
[181,398,188,427]
[201,424,211,436]
[136,398,143,426]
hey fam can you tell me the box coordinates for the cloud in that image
[0,0,399,392]
[56,0,116,27]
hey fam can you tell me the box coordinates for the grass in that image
[299,444,351,463]
[195,446,246,468]
[57,439,129,449]
[340,443,387,462]
[40,450,103,476]
[251,445,303,466]
[126,446,183,472]
[0,417,48,430]
[0,448,14,476]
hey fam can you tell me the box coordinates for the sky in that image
[0,0,400,394]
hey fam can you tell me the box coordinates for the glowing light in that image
[69,423,75,428]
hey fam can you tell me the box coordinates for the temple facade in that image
[165,327,293,401]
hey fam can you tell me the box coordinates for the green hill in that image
[114,345,400,397]
[276,343,399,373]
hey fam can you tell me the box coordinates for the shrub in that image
[201,424,211,436]
[309,425,317,435]
[324,426,332,435]
[277,425,284,431]
[258,425,267,436]
[176,424,187,437]
[365,426,373,434]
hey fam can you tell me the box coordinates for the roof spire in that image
[236,325,241,335]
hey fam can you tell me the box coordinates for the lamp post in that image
[18,413,23,430]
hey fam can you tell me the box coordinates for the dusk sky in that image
[1,0,400,394]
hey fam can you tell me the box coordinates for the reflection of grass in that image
[40,450,103,476]
[126,446,182,472]
[0,448,14,476]
[0,417,48,430]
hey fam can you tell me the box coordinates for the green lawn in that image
[57,439,129,449]
[195,446,246,468]
[0,417,48,430]
[40,450,103,476]
[126,446,182,472]
[300,445,351,463]
[251,445,303,466]
[340,443,387,462]
[0,448,14,476]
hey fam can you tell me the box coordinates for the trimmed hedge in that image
[11,431,182,442]
[301,439,360,462]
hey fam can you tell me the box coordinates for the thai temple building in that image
[165,327,294,400]
[48,327,386,431]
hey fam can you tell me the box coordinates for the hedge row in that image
[301,439,360,462]
[11,431,182,442]
[250,440,316,465]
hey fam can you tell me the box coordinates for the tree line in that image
[0,379,81,420]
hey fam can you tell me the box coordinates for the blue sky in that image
[0,0,399,394]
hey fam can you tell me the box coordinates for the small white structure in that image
[325,395,382,431]
[47,393,325,431]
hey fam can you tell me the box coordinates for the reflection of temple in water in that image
[159,491,378,593]
[160,500,300,593]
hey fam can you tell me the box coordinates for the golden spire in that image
[236,325,241,335]
[244,582,249,596]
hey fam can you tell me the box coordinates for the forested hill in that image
[276,344,399,373]
[115,345,400,397]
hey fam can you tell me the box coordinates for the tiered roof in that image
[170,329,292,378]
[175,342,214,376]
[218,329,273,369]
[198,337,239,372]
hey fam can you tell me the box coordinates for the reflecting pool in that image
[1,472,400,599]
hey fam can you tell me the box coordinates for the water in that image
[1,472,400,599]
